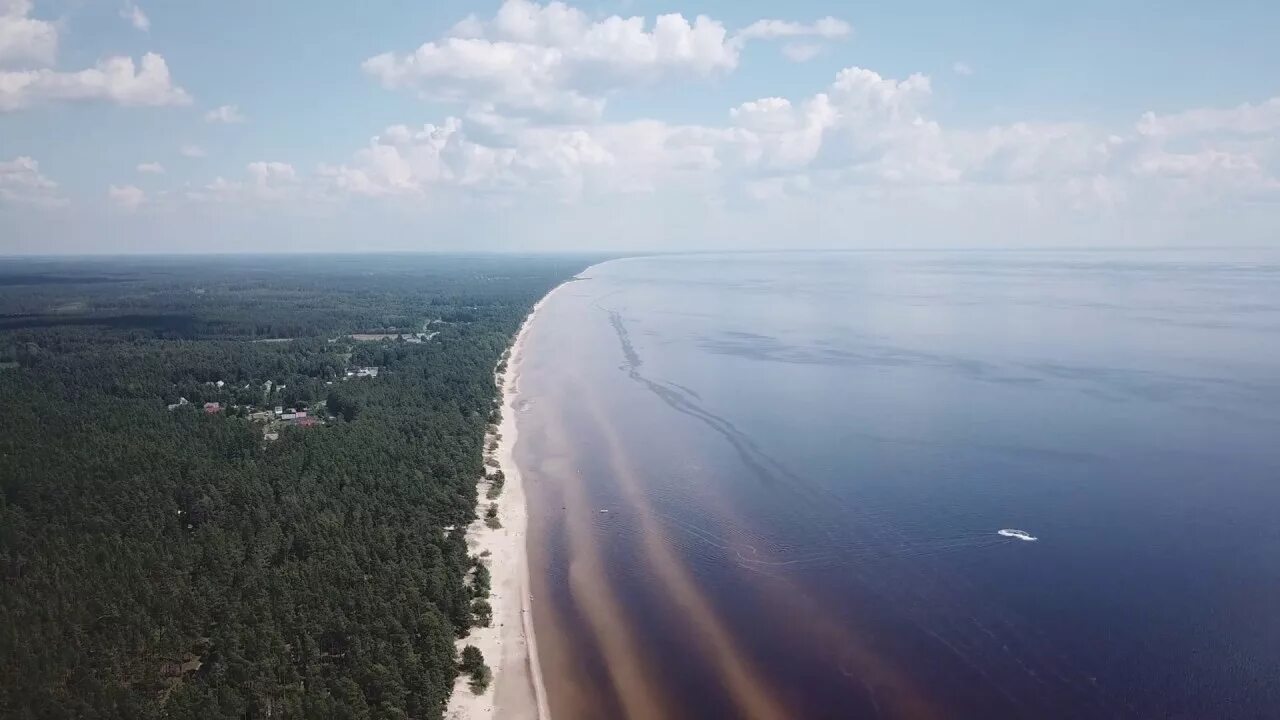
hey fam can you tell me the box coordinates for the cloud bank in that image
[5,0,1278,252]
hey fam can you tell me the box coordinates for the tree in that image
[471,600,492,628]
[458,646,490,694]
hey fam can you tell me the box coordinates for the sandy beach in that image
[445,285,562,720]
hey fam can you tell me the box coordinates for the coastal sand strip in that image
[445,285,566,720]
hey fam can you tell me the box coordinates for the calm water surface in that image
[515,251,1280,720]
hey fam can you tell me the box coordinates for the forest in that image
[0,254,591,719]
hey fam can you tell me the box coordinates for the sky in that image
[1,0,1278,254]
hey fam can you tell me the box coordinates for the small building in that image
[274,406,284,416]
[281,412,296,421]
[295,417,320,428]
[203,402,222,414]
[167,397,190,411]
[355,366,379,378]
[295,410,307,419]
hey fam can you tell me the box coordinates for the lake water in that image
[515,251,1280,720]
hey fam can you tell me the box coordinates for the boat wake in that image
[998,529,1038,542]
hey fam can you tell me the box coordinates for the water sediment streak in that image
[519,253,1280,719]
[583,391,794,720]
[525,393,678,720]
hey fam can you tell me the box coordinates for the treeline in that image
[0,255,591,718]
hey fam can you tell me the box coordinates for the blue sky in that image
[1,0,1278,253]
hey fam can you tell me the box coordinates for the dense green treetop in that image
[0,254,594,719]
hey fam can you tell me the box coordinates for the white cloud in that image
[247,161,296,184]
[364,0,851,120]
[325,66,934,201]
[952,122,1117,184]
[0,53,191,112]
[324,65,948,201]
[1132,149,1260,178]
[205,104,246,123]
[187,162,303,204]
[320,117,707,201]
[180,144,206,158]
[1136,98,1280,138]
[121,1,150,32]
[0,155,64,206]
[68,0,1268,251]
[0,0,57,68]
[137,161,164,174]
[331,54,1280,219]
[109,183,146,210]
[734,17,851,42]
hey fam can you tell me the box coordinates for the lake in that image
[515,251,1280,719]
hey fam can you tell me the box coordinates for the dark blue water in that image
[518,251,1280,719]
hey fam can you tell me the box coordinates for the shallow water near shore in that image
[516,250,1280,719]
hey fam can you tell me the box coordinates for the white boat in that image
[998,528,1037,542]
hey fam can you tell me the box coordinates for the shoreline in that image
[445,282,565,720]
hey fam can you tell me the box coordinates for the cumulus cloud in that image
[109,184,146,210]
[121,1,149,32]
[137,161,164,174]
[180,144,206,158]
[318,116,723,201]
[0,155,64,206]
[324,65,945,201]
[0,53,191,112]
[364,0,851,120]
[332,53,1280,216]
[205,104,245,123]
[0,0,57,68]
[1,3,188,112]
[953,61,973,76]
